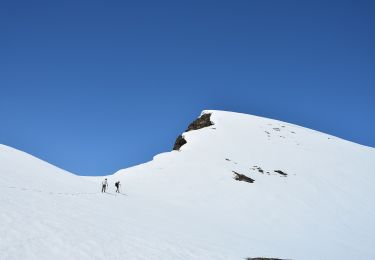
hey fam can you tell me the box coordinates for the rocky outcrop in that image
[233,171,255,183]
[185,113,213,131]
[173,113,213,151]
[274,170,287,176]
[173,135,187,151]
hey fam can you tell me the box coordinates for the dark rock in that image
[254,166,264,173]
[274,170,287,176]
[173,135,187,151]
[173,113,213,151]
[233,171,254,183]
[186,113,213,131]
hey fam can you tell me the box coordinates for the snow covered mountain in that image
[1,110,374,260]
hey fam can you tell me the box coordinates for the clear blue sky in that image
[1,0,374,176]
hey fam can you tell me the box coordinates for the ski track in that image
[2,185,101,196]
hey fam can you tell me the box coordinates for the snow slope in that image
[1,110,374,260]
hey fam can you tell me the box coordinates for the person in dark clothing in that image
[102,178,108,193]
[115,181,121,193]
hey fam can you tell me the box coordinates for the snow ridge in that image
[1,110,374,260]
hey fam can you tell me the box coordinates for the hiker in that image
[115,181,121,193]
[102,178,108,193]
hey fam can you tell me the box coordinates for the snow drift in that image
[1,110,374,260]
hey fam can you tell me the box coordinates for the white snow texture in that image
[1,110,374,260]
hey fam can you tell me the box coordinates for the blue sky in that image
[1,0,374,176]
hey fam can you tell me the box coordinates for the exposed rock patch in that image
[186,113,213,131]
[252,166,264,174]
[173,113,213,151]
[274,170,287,176]
[173,135,187,151]
[252,166,289,177]
[233,171,254,183]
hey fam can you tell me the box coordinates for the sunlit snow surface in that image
[1,110,374,260]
